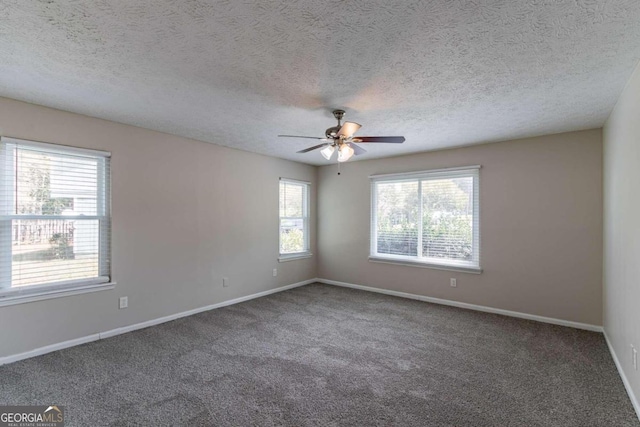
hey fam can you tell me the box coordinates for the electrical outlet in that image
[119,296,128,309]
[223,277,229,287]
[632,345,637,371]
[450,278,457,288]
[273,268,278,277]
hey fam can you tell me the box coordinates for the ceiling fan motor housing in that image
[325,126,341,139]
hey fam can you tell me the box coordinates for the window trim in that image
[370,165,481,273]
[368,255,482,274]
[0,281,116,307]
[0,137,111,158]
[0,136,112,301]
[278,177,311,260]
[278,252,313,262]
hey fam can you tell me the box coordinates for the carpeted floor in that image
[1,283,638,426]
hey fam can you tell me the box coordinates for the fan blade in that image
[352,136,405,143]
[278,135,325,140]
[349,143,367,155]
[297,143,329,153]
[336,122,362,138]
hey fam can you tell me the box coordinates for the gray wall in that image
[318,129,603,326]
[0,97,317,357]
[603,62,640,409]
[0,96,609,359]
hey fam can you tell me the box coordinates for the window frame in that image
[0,137,114,306]
[369,166,481,274]
[278,177,312,262]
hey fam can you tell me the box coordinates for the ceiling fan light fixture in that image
[320,145,335,160]
[337,144,355,162]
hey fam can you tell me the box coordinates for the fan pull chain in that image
[337,162,341,175]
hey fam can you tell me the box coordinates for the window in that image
[0,137,111,300]
[279,178,310,260]
[370,166,480,273]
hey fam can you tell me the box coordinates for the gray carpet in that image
[0,283,638,426]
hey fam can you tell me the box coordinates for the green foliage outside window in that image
[280,228,304,254]
[376,178,473,260]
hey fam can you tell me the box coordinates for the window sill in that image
[0,281,116,307]
[278,252,313,262]
[368,256,482,274]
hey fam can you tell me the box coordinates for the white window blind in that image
[279,178,310,258]
[0,137,111,294]
[370,166,480,272]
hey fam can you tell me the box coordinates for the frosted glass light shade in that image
[320,145,335,160]
[337,144,355,162]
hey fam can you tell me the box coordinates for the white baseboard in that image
[0,334,102,366]
[317,278,603,332]
[0,278,316,366]
[604,330,640,421]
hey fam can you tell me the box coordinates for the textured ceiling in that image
[1,1,640,165]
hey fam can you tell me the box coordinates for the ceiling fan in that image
[278,109,405,162]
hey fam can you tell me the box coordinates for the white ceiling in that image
[1,1,639,165]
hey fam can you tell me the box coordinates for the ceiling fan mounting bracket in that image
[332,109,346,122]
